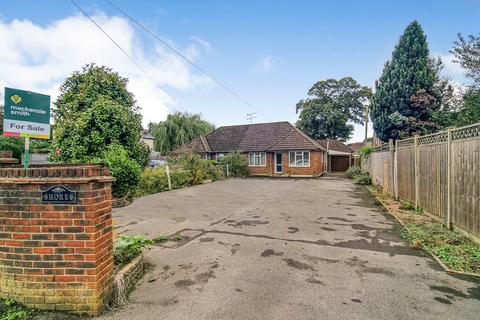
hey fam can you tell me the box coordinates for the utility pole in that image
[246,112,257,124]
[364,103,369,146]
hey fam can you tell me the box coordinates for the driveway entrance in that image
[102,176,479,320]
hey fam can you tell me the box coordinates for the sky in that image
[0,0,478,143]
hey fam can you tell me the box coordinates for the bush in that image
[358,146,373,158]
[170,168,191,188]
[345,166,362,178]
[114,235,153,265]
[178,153,208,184]
[219,152,248,177]
[353,172,371,185]
[104,144,142,197]
[0,136,24,160]
[136,167,169,196]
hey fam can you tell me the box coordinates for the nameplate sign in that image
[42,185,77,204]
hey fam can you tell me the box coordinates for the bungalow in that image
[172,121,326,177]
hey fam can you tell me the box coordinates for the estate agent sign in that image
[3,87,51,139]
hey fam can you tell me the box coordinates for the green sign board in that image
[3,87,51,139]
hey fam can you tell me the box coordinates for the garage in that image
[317,139,353,173]
[329,155,351,172]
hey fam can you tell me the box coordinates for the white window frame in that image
[249,152,266,167]
[289,151,310,167]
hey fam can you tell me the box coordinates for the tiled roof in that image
[172,122,324,154]
[205,122,304,152]
[171,137,207,154]
[268,129,322,151]
[317,139,353,153]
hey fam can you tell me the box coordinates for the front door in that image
[275,152,282,173]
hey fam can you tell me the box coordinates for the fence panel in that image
[451,126,480,236]
[417,141,448,219]
[362,122,480,237]
[396,145,415,204]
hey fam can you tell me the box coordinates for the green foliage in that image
[345,165,371,185]
[371,21,454,140]
[353,172,371,185]
[103,144,141,198]
[345,166,362,178]
[456,89,480,126]
[178,154,209,185]
[0,299,30,320]
[153,234,168,243]
[0,136,23,160]
[135,157,223,197]
[219,152,248,177]
[358,146,373,157]
[114,235,153,265]
[401,222,480,273]
[296,77,371,140]
[451,33,480,86]
[400,202,415,211]
[51,64,147,167]
[149,112,215,155]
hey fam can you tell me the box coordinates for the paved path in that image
[102,176,480,320]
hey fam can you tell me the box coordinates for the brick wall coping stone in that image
[0,164,115,184]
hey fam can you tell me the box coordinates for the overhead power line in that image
[69,0,188,114]
[103,0,272,121]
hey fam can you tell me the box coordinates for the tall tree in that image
[296,77,372,141]
[51,64,148,166]
[149,112,215,155]
[451,33,480,86]
[450,33,480,126]
[371,21,449,140]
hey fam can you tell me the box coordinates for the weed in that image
[0,299,30,320]
[153,234,168,243]
[114,235,153,266]
[401,222,480,273]
[399,202,415,211]
[170,234,183,241]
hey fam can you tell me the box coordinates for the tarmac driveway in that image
[102,176,480,320]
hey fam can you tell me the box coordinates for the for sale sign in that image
[3,87,51,139]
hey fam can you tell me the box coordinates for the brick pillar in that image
[0,165,115,315]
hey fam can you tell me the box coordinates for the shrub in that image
[104,144,142,198]
[353,172,371,185]
[345,166,362,178]
[358,146,373,158]
[170,168,191,188]
[206,163,224,181]
[114,235,153,265]
[219,152,248,177]
[178,153,208,184]
[136,167,169,196]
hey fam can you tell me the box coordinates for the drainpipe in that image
[326,139,330,172]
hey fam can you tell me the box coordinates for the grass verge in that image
[369,186,480,275]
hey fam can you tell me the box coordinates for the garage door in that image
[330,156,350,172]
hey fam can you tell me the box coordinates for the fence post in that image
[446,128,452,230]
[166,164,172,190]
[414,135,419,211]
[226,164,230,177]
[391,139,398,200]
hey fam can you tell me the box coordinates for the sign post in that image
[3,87,51,169]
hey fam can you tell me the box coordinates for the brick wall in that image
[0,165,115,315]
[245,151,324,177]
[284,150,324,177]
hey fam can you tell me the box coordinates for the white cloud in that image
[252,54,274,75]
[0,13,214,126]
[435,52,465,80]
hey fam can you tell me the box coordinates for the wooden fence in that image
[362,122,480,237]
